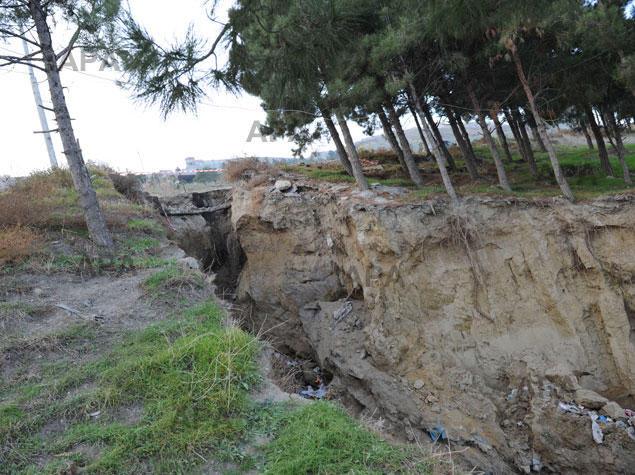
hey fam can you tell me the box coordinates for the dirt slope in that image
[226,182,635,474]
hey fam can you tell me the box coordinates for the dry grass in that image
[0,167,152,234]
[223,157,278,184]
[0,226,42,265]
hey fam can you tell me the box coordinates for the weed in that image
[263,402,435,474]
[224,157,278,184]
[0,226,41,264]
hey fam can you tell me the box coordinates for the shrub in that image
[0,226,41,265]
[0,168,150,233]
[223,157,277,183]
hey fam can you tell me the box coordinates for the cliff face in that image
[231,185,635,474]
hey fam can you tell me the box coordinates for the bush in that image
[0,226,41,265]
[0,168,150,233]
[223,157,277,183]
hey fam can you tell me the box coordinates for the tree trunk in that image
[409,103,431,155]
[320,107,353,176]
[457,113,480,164]
[384,102,425,187]
[606,112,632,185]
[584,104,614,177]
[465,80,511,191]
[513,108,539,176]
[529,120,547,153]
[581,125,594,150]
[600,110,618,153]
[491,108,513,164]
[377,109,408,174]
[408,83,459,203]
[335,112,369,190]
[504,108,526,160]
[29,0,114,251]
[421,102,456,171]
[524,109,547,152]
[512,49,574,201]
[446,106,479,180]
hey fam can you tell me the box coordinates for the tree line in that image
[2,1,634,249]
[112,0,635,204]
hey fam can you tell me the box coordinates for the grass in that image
[0,300,261,473]
[288,142,635,202]
[0,301,49,320]
[263,402,435,474]
[0,292,440,474]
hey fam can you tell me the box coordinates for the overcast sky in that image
[0,0,381,176]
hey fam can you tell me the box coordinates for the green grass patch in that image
[127,219,163,235]
[0,300,261,474]
[263,402,435,474]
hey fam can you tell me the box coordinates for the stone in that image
[274,180,292,192]
[601,401,626,420]
[574,389,608,409]
[33,288,43,297]
[545,365,580,391]
[413,379,425,390]
[177,257,200,271]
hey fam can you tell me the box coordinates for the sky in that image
[0,0,379,176]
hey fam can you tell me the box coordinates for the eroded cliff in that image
[230,184,635,474]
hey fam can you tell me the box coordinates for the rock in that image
[601,401,625,420]
[413,379,425,390]
[33,288,43,297]
[274,180,292,192]
[574,389,608,409]
[545,365,580,391]
[177,257,200,271]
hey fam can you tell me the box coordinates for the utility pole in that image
[22,36,58,168]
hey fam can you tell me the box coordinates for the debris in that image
[33,288,43,297]
[299,383,329,400]
[628,427,635,441]
[331,300,353,329]
[89,411,101,418]
[590,414,603,444]
[326,236,334,248]
[559,401,585,415]
[507,389,517,400]
[472,436,492,452]
[428,426,447,442]
[532,455,543,472]
[624,409,633,418]
[413,379,425,390]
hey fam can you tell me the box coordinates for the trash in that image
[89,411,101,418]
[428,426,447,442]
[628,427,635,441]
[532,456,543,472]
[472,436,492,452]
[590,414,603,444]
[413,379,425,390]
[559,401,585,415]
[597,415,612,423]
[625,409,634,418]
[299,383,329,400]
[506,389,517,400]
[616,421,627,429]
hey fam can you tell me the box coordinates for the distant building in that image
[184,157,227,170]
